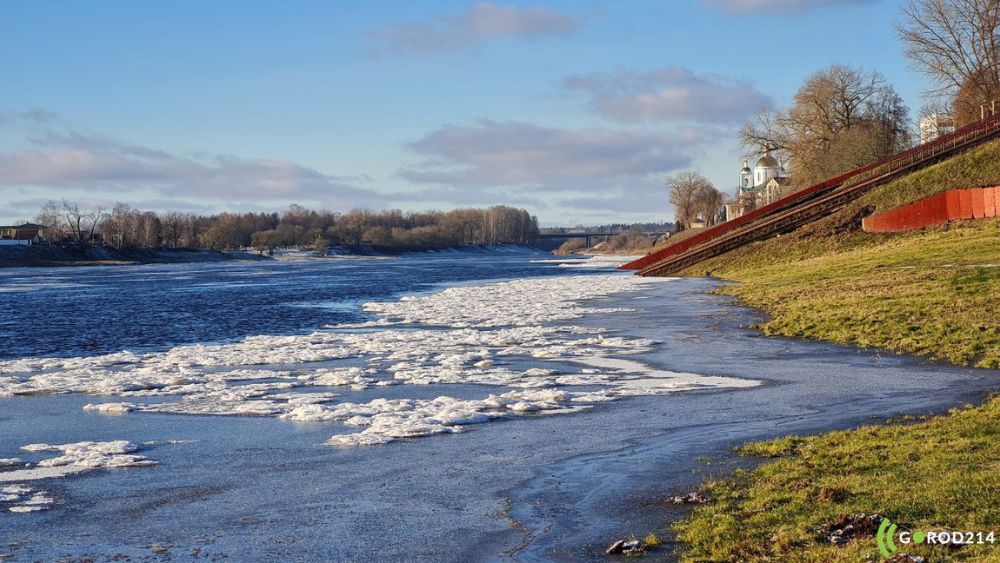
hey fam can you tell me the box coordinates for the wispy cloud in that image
[704,0,877,14]
[367,2,581,55]
[0,108,59,127]
[564,67,771,124]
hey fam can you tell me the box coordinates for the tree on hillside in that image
[693,183,725,226]
[898,0,1000,126]
[953,67,1000,125]
[741,65,911,187]
[667,172,720,229]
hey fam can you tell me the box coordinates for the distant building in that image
[724,147,791,222]
[763,176,793,204]
[920,113,955,144]
[0,223,46,246]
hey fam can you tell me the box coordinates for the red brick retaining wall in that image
[862,187,1000,233]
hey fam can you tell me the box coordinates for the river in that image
[0,251,994,561]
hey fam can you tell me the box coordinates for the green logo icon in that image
[878,518,926,558]
[877,518,899,557]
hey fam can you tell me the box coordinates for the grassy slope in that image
[681,139,1000,369]
[671,140,1000,561]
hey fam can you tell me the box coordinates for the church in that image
[723,147,791,222]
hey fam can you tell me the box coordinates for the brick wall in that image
[862,187,1000,233]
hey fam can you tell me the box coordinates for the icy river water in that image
[1,251,996,561]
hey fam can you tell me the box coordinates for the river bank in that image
[656,164,1000,558]
[0,245,268,268]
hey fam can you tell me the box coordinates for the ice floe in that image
[0,441,157,484]
[0,274,759,446]
[0,441,159,513]
[1,484,54,513]
[530,255,641,268]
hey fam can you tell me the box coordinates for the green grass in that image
[667,140,1000,561]
[694,219,1000,369]
[676,399,1000,562]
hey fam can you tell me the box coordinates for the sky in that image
[0,0,929,226]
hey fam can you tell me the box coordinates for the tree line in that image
[32,201,540,253]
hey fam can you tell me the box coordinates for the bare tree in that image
[897,0,1000,123]
[667,172,715,229]
[104,202,132,249]
[34,200,62,245]
[84,207,109,245]
[693,184,725,226]
[741,65,910,188]
[138,212,161,248]
[251,229,282,255]
[61,201,86,245]
[161,211,187,248]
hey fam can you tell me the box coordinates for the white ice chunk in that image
[0,441,157,483]
[83,402,135,414]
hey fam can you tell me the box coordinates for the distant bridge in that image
[536,231,670,247]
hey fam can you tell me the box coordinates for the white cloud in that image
[565,67,771,124]
[395,119,726,220]
[400,119,711,186]
[367,2,581,55]
[0,129,377,206]
[0,110,702,223]
[704,0,877,14]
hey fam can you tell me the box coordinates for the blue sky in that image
[0,0,926,226]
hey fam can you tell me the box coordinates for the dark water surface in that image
[1,255,996,562]
[0,250,568,360]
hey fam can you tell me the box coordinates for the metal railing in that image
[622,112,1000,274]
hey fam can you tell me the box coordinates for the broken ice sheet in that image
[0,275,760,447]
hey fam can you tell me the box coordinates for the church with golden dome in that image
[723,147,792,222]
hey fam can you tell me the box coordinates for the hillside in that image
[667,140,1000,562]
[679,138,1000,368]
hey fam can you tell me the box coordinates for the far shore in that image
[0,245,268,268]
[0,243,545,268]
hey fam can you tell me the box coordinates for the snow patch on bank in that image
[0,274,759,446]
